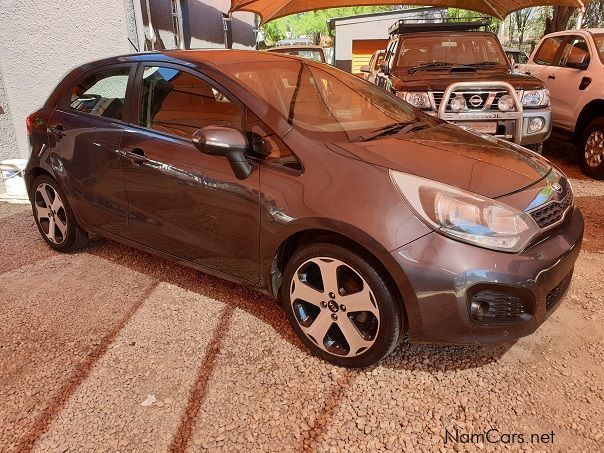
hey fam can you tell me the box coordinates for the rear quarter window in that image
[68,68,130,121]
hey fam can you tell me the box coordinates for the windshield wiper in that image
[358,121,429,142]
[407,62,453,74]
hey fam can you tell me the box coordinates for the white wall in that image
[0,0,134,160]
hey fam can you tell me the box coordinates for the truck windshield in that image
[223,61,437,142]
[396,35,509,70]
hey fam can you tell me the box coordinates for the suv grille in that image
[432,90,521,111]
[529,189,573,229]
[546,271,573,311]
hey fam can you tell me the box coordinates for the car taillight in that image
[26,112,48,136]
[26,114,34,135]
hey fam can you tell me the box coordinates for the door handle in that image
[548,75,556,80]
[524,71,531,76]
[122,147,148,165]
[580,77,592,90]
[48,124,66,139]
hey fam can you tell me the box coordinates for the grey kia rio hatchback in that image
[25,50,583,367]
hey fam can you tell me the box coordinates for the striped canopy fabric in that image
[230,0,587,23]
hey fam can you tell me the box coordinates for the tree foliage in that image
[261,6,396,45]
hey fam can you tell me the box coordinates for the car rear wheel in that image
[282,243,402,368]
[580,118,604,179]
[31,175,90,252]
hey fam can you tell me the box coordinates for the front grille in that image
[530,189,573,229]
[470,290,528,323]
[546,271,573,311]
[432,90,517,111]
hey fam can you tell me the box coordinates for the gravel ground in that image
[0,157,603,452]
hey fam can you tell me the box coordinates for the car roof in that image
[86,49,307,71]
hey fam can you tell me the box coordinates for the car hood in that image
[327,124,552,199]
[389,69,544,92]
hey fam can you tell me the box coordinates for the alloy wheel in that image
[290,257,380,357]
[34,183,67,244]
[585,129,604,168]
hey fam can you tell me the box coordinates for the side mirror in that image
[379,63,390,75]
[192,126,252,180]
[360,65,370,73]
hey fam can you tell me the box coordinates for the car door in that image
[552,34,593,130]
[47,64,135,236]
[120,63,260,283]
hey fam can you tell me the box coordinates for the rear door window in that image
[69,68,130,121]
[560,36,591,68]
[533,37,565,66]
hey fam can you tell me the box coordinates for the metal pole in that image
[223,12,232,49]
[576,7,585,29]
[145,0,157,50]
[132,0,146,52]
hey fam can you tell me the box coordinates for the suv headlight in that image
[521,89,550,108]
[390,170,540,252]
[398,91,432,110]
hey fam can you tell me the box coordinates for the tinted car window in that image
[223,61,431,142]
[534,37,564,65]
[396,35,508,68]
[560,36,591,68]
[140,66,243,139]
[69,68,130,120]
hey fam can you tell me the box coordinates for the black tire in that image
[31,175,90,252]
[282,242,402,368]
[579,117,604,179]
[525,142,543,154]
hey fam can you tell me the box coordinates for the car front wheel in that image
[282,243,402,368]
[580,118,604,179]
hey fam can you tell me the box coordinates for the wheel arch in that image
[25,166,56,200]
[265,221,414,332]
[575,99,604,143]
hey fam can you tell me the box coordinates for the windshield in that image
[592,34,604,63]
[270,48,324,62]
[396,35,509,70]
[222,61,435,142]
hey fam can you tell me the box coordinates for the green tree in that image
[261,6,395,45]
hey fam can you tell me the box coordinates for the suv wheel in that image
[580,118,604,179]
[31,175,90,252]
[282,243,402,368]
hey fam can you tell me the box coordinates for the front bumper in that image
[432,108,552,146]
[391,207,584,344]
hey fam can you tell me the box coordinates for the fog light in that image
[471,299,491,320]
[498,95,515,112]
[450,95,466,112]
[528,117,545,133]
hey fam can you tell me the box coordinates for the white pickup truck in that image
[521,29,604,179]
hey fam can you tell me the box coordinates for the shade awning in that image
[230,0,587,23]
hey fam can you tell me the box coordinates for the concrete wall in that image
[332,8,446,72]
[0,0,135,161]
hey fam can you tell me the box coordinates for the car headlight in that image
[398,92,432,110]
[390,170,540,252]
[521,89,550,108]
